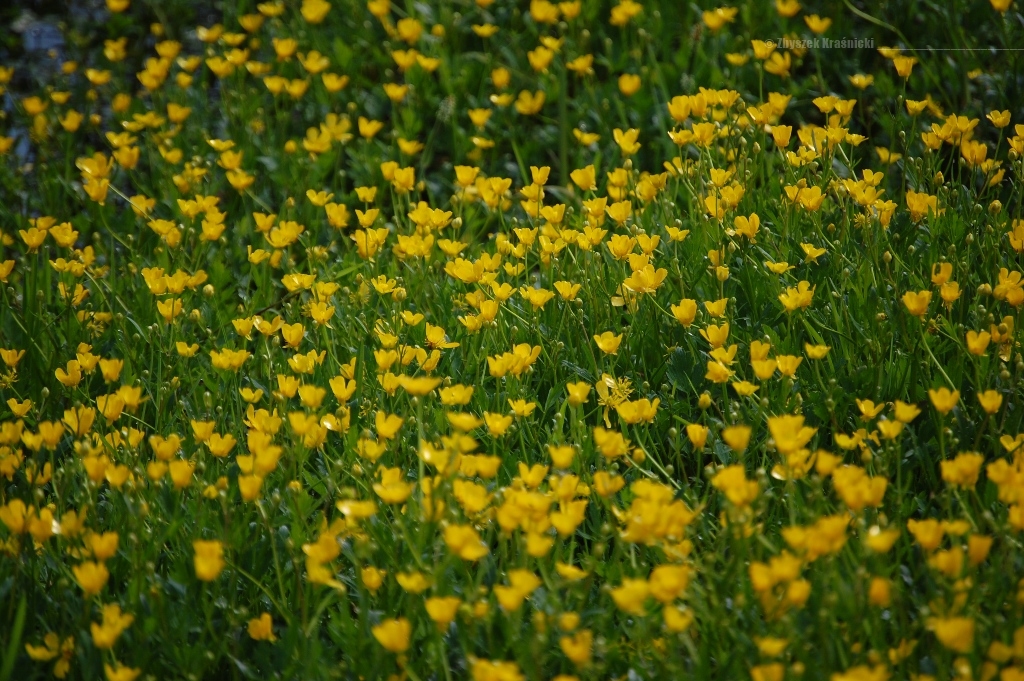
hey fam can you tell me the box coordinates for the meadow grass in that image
[2,0,1024,679]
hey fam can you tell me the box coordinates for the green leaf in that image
[0,595,27,681]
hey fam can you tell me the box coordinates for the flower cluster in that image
[1,0,1023,679]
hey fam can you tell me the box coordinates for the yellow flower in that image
[375,411,404,440]
[863,578,891,608]
[508,399,536,417]
[570,165,596,191]
[968,535,993,565]
[73,560,110,596]
[901,290,932,317]
[591,472,624,498]
[804,14,832,33]
[705,360,733,383]
[906,189,939,221]
[618,73,641,96]
[856,399,885,421]
[372,617,411,653]
[55,360,83,388]
[397,375,441,396]
[360,567,385,593]
[776,355,802,377]
[622,265,668,294]
[965,330,991,355]
[977,389,1003,414]
[684,424,708,449]
[768,414,816,455]
[520,286,555,310]
[664,606,694,633]
[472,22,499,38]
[613,128,641,155]
[700,323,730,348]
[907,518,944,551]
[800,243,827,263]
[771,125,793,148]
[168,459,194,489]
[484,412,513,436]
[471,659,526,681]
[7,398,32,417]
[25,632,75,678]
[610,578,649,615]
[209,348,251,371]
[248,612,277,641]
[493,569,542,611]
[63,405,95,436]
[514,90,546,115]
[702,7,738,31]
[712,464,759,506]
[671,299,698,327]
[876,420,904,440]
[929,616,974,653]
[751,40,776,61]
[559,629,593,666]
[615,398,660,424]
[649,564,691,603]
[97,358,123,382]
[566,382,591,407]
[443,524,489,561]
[764,51,792,78]
[779,281,815,312]
[357,117,384,139]
[784,185,824,211]
[396,571,431,593]
[0,499,28,535]
[238,475,263,501]
[928,387,959,415]
[104,663,141,681]
[425,596,461,631]
[396,16,423,43]
[833,465,888,511]
[88,532,120,561]
[941,452,984,488]
[301,0,331,23]
[752,637,789,659]
[91,603,134,648]
[721,425,752,452]
[804,343,830,359]
[593,331,623,355]
[775,0,800,15]
[193,539,225,581]
[555,281,581,300]
[732,213,760,241]
[893,55,917,78]
[373,467,414,504]
[892,401,921,423]
[863,525,900,553]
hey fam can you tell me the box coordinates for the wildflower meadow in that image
[2,0,1024,678]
